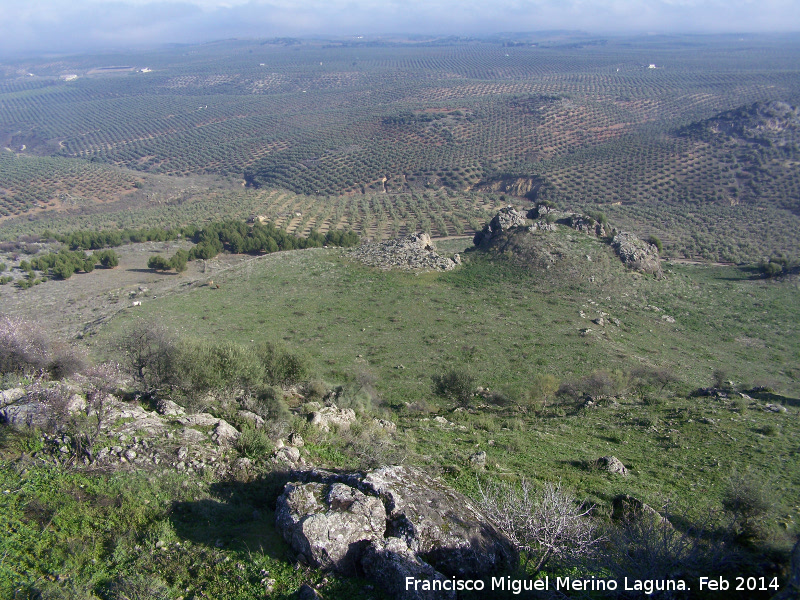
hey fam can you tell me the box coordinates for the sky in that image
[1,0,799,56]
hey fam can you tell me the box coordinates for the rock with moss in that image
[275,465,517,590]
[276,481,387,572]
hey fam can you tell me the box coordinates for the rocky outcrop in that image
[275,466,517,597]
[350,233,460,271]
[473,207,527,246]
[1,385,239,476]
[308,405,357,431]
[612,232,662,276]
[611,494,669,526]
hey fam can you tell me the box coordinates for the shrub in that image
[648,235,664,254]
[115,320,177,391]
[598,504,734,582]
[104,574,171,600]
[522,373,559,412]
[251,386,290,421]
[477,478,599,574]
[722,470,773,544]
[254,341,308,386]
[432,369,475,406]
[0,315,84,379]
[95,249,119,268]
[172,339,261,393]
[235,426,272,459]
[147,255,171,271]
[169,249,189,273]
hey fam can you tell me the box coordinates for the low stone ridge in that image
[350,233,460,271]
[611,232,662,276]
[1,386,243,477]
[275,466,517,597]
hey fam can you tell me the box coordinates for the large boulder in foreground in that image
[276,481,386,572]
[276,466,517,594]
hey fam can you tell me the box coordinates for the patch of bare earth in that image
[0,241,253,339]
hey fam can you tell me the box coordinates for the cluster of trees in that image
[186,220,358,262]
[53,227,184,250]
[758,254,798,278]
[148,249,188,273]
[23,248,119,281]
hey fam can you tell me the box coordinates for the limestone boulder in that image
[276,481,387,572]
[360,538,455,600]
[308,406,357,432]
[360,465,518,577]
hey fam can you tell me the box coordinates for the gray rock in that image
[0,399,46,428]
[276,466,517,586]
[373,419,396,430]
[211,419,240,445]
[474,207,527,245]
[177,446,189,461]
[155,398,185,416]
[297,583,322,600]
[308,406,356,432]
[276,481,387,572]
[0,387,26,406]
[350,233,460,272]
[611,494,669,527]
[273,446,302,465]
[238,410,265,428]
[612,232,662,276]
[469,451,487,468]
[361,465,517,577]
[764,403,787,413]
[177,413,220,427]
[596,455,628,476]
[360,538,455,600]
[288,432,305,447]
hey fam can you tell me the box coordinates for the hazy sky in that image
[1,0,799,56]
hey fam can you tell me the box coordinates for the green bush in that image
[251,386,290,421]
[235,426,272,459]
[147,255,171,271]
[173,339,261,393]
[722,470,772,543]
[432,369,475,406]
[95,249,119,268]
[254,341,308,386]
[169,249,189,273]
[647,235,664,254]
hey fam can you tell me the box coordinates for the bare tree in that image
[477,478,600,575]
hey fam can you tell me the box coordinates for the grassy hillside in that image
[1,229,799,598]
